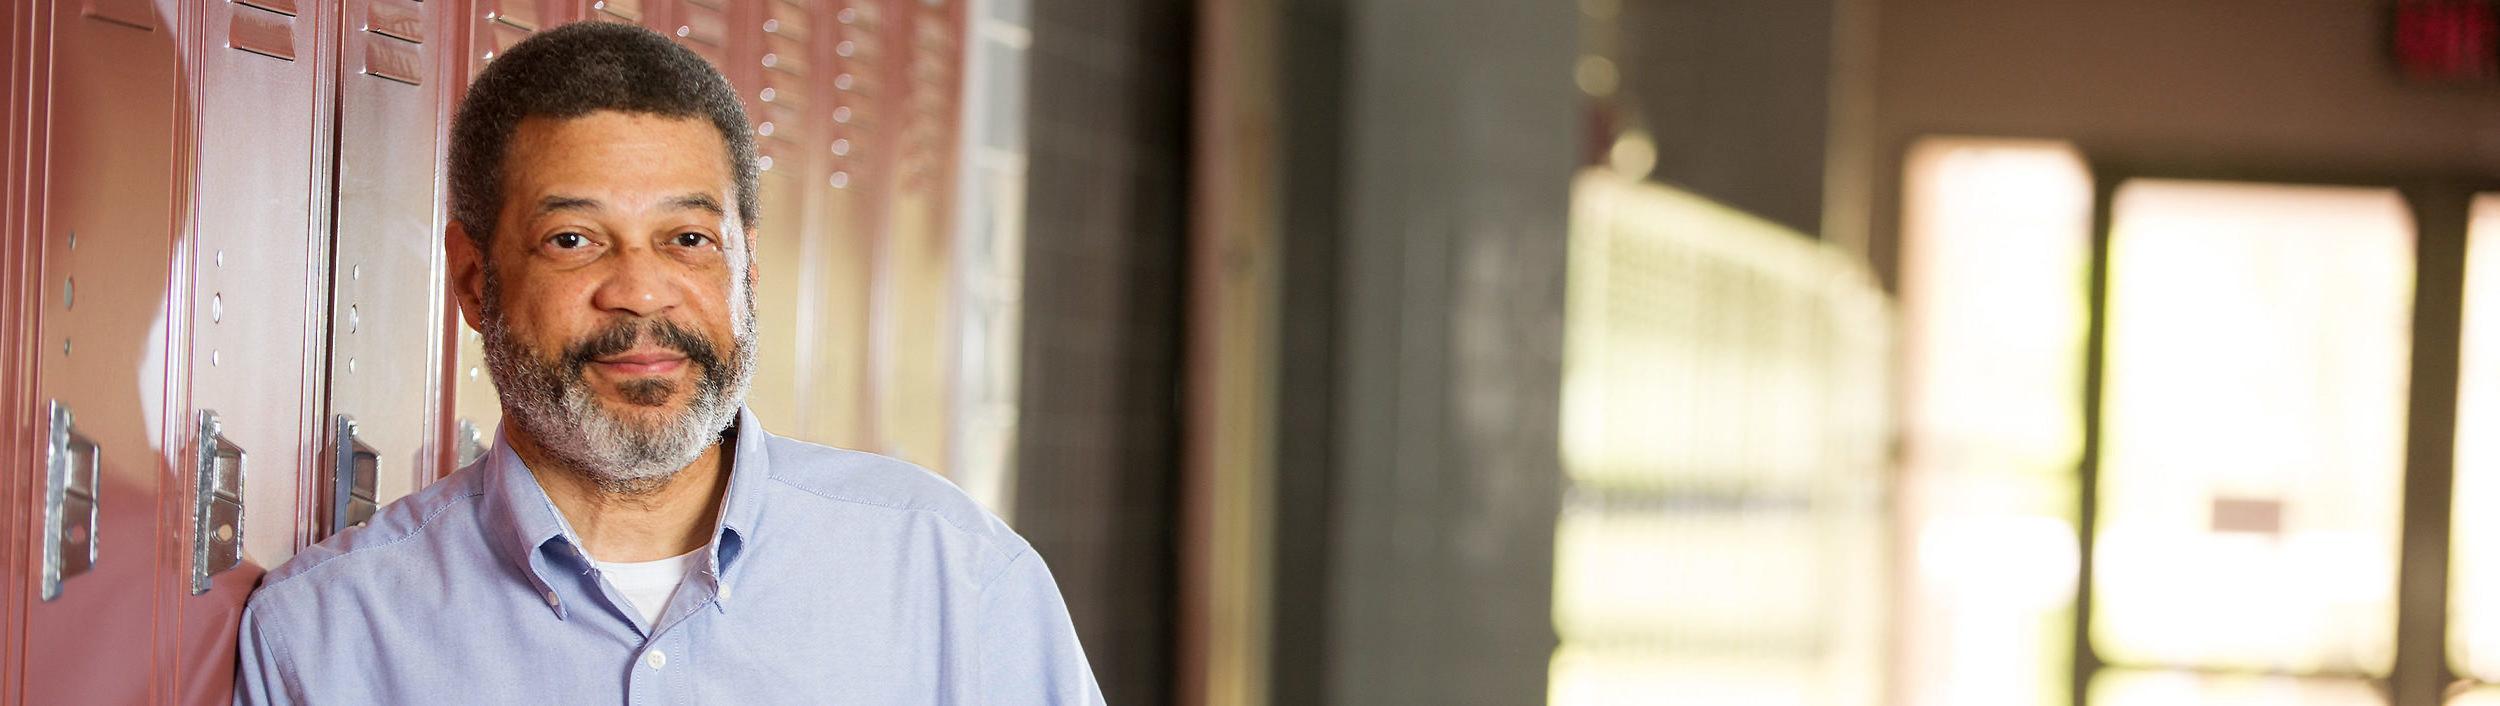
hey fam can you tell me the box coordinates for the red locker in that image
[324,0,452,535]
[175,0,336,702]
[16,0,185,702]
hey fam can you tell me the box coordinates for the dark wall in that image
[1618,0,1838,236]
[1011,0,1192,703]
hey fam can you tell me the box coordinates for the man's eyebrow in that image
[663,193,725,215]
[534,195,601,216]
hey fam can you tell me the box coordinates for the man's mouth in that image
[591,348,690,376]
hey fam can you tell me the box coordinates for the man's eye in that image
[550,232,591,249]
[673,232,713,248]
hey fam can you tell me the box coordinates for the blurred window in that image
[1552,172,1890,706]
[2093,180,2414,690]
[946,0,1033,517]
[2452,194,2500,681]
[1897,138,2095,706]
[2088,669,2385,706]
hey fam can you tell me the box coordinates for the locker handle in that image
[41,401,99,601]
[330,415,380,535]
[192,410,247,595]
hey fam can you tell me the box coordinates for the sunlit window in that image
[946,0,1033,517]
[2094,180,2415,680]
[2088,669,2384,706]
[1553,171,1889,706]
[2450,193,2500,680]
[1897,137,2094,706]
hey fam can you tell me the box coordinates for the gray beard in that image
[477,268,758,495]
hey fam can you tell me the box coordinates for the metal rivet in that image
[348,305,360,333]
[210,349,220,366]
[215,249,225,267]
[62,278,72,309]
[66,229,75,249]
[215,524,235,542]
[63,339,71,356]
[211,293,222,322]
[352,264,362,280]
[347,357,358,374]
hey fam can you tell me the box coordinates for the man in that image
[235,22,1102,705]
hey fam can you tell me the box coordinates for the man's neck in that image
[507,429,735,563]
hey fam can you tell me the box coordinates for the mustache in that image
[561,317,725,379]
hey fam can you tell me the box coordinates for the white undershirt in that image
[592,548,703,628]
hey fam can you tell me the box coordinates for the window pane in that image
[1552,173,1890,706]
[2450,193,2500,679]
[1897,137,2094,706]
[2094,180,2414,674]
[2087,669,2383,706]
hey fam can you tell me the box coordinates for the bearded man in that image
[233,22,1102,705]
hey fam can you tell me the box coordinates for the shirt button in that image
[646,650,668,670]
[717,582,732,600]
[543,591,560,608]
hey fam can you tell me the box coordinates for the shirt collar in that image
[481,406,774,618]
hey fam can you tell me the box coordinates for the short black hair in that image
[448,21,759,247]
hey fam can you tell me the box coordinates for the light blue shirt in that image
[234,408,1104,705]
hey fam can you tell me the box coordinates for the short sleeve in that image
[976,549,1106,705]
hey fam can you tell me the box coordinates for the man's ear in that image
[446,220,488,332]
[742,228,762,287]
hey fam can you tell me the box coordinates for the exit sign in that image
[2396,0,2500,81]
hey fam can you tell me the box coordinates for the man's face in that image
[454,110,757,486]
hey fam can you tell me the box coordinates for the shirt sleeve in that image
[233,600,297,706]
[977,548,1106,705]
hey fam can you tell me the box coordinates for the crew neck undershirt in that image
[592,548,704,627]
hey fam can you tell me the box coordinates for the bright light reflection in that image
[1553,172,1889,706]
[2087,670,2383,706]
[1897,137,2093,706]
[2450,194,2500,679]
[2096,180,2414,675]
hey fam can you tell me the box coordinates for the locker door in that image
[816,0,889,448]
[324,0,451,537]
[753,0,855,444]
[868,0,965,467]
[0,0,39,698]
[21,0,183,702]
[175,0,333,699]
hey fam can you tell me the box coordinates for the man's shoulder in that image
[250,464,491,604]
[754,433,1028,555]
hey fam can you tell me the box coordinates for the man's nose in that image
[590,249,684,318]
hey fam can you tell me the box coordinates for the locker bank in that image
[0,0,969,701]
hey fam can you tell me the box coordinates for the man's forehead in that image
[500,111,735,214]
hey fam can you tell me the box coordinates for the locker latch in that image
[191,410,246,595]
[330,414,380,535]
[41,400,99,601]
